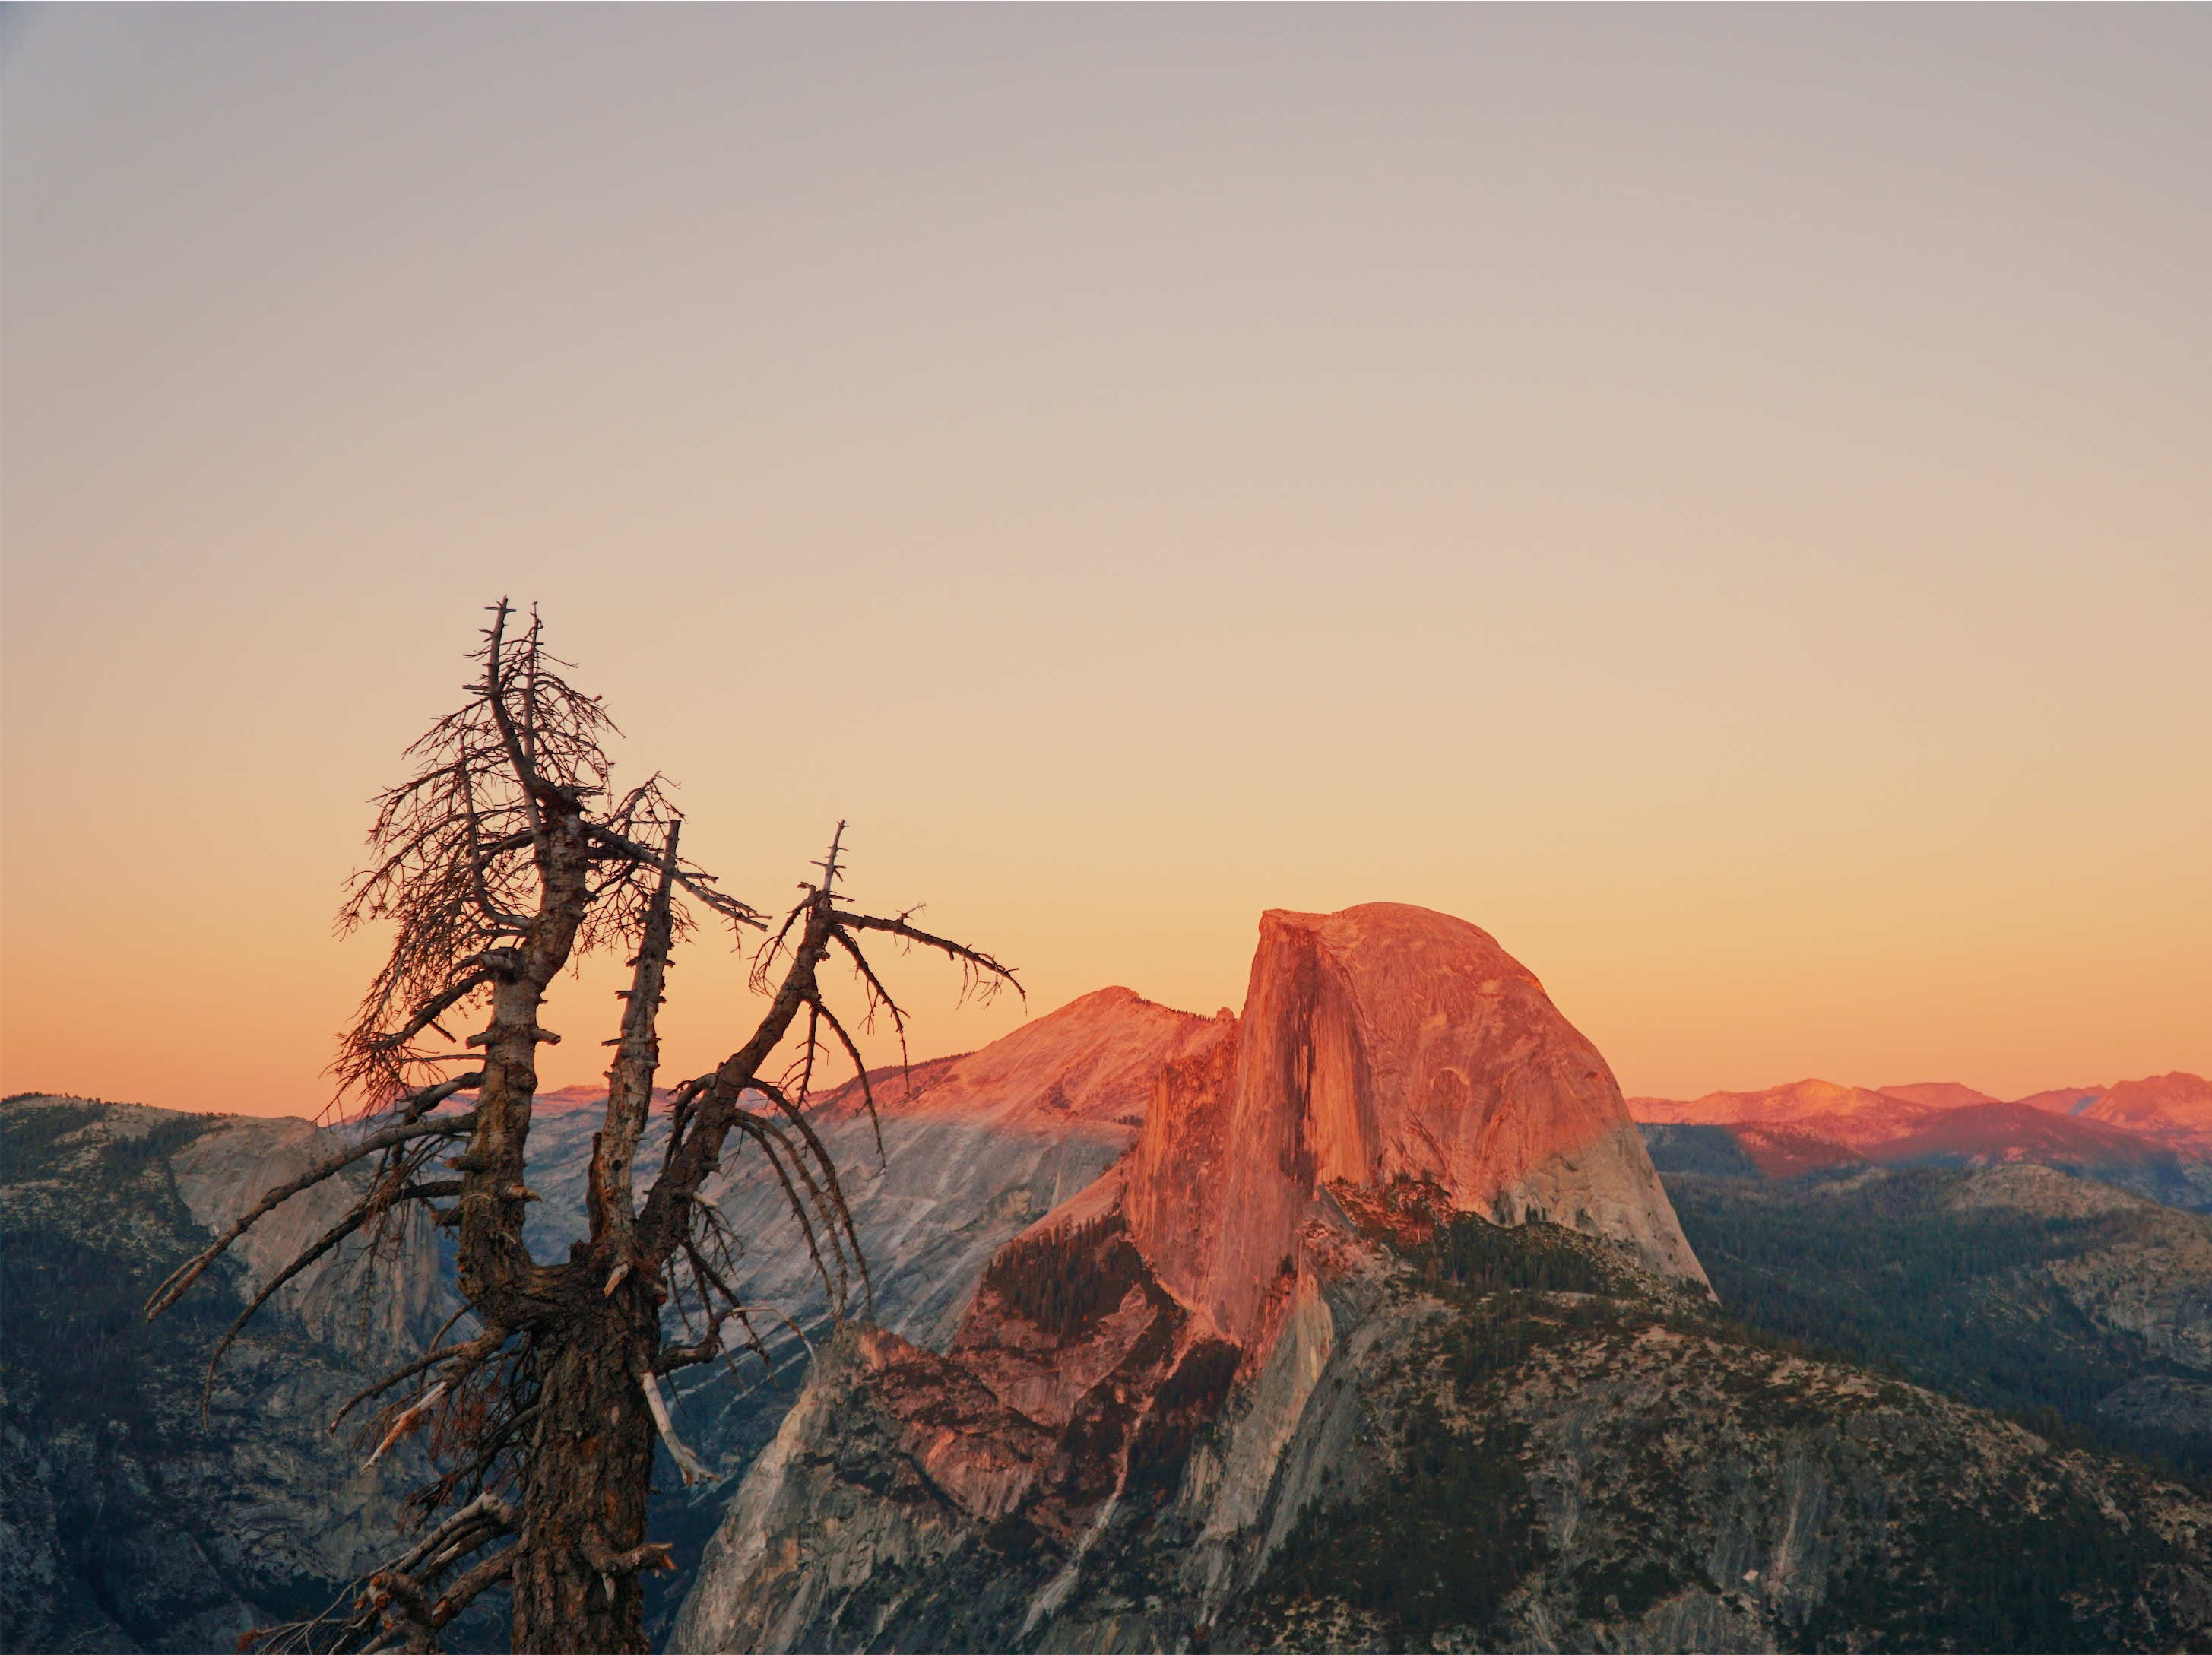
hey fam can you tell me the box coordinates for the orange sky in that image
[3,7,2207,1117]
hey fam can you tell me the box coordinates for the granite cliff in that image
[675,905,1947,1654]
[0,1095,463,1653]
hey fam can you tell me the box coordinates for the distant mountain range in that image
[8,940,2209,1653]
[1629,1071,2212,1211]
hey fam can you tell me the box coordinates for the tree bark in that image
[509,1290,661,1655]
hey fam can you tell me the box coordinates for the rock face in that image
[168,1114,450,1365]
[0,1095,463,1654]
[715,986,1231,1355]
[670,903,1751,1654]
[1130,904,1705,1342]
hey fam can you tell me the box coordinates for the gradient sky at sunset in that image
[3,6,2207,1117]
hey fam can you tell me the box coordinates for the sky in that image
[2,5,2207,1117]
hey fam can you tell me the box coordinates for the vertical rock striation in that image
[1130,905,1703,1343]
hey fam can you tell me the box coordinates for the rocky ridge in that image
[1633,1071,2212,1212]
[673,1186,2212,1653]
[510,988,1231,1642]
[0,1095,462,1654]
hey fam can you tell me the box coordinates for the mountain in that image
[1123,903,1706,1342]
[1877,1080,2001,1110]
[0,987,1221,1653]
[1662,1121,1871,1181]
[650,908,2182,1652]
[674,1189,2212,1653]
[721,984,1231,1352]
[0,1095,469,1654]
[1627,1079,1939,1149]
[1634,1074,2212,1213]
[1865,1100,2211,1205]
[2087,1071,2212,1153]
[2014,1085,2109,1117]
[1652,1156,2212,1479]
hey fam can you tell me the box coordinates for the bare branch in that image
[836,909,1024,1007]
[145,1105,478,1322]
[330,1326,506,1434]
[635,1367,718,1486]
[365,1381,447,1470]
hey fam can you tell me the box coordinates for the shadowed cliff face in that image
[1132,904,1705,1342]
[0,1097,470,1655]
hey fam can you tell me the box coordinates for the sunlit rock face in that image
[707,986,1232,1355]
[170,1114,452,1363]
[1131,903,1707,1340]
[670,905,1732,1655]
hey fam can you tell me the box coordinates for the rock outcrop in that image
[671,903,1745,1653]
[1128,904,1704,1343]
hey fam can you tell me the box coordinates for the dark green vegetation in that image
[1257,1401,1535,1650]
[1661,1165,2212,1484]
[1406,1207,1621,1298]
[1236,1209,2212,1653]
[1800,1465,2201,1653]
[980,1214,1143,1339]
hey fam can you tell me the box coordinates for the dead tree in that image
[144,601,1016,1655]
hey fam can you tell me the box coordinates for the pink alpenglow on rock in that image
[1627,1078,1939,1150]
[1127,903,1708,1342]
[2085,1073,2212,1150]
[1876,1082,2003,1111]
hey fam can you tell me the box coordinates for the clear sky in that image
[3,5,2207,1117]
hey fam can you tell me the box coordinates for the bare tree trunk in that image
[510,1292,660,1655]
[144,607,1019,1655]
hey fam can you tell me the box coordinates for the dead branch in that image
[579,1527,675,1578]
[145,1099,479,1321]
[365,1381,448,1470]
[429,1545,515,1625]
[635,1365,717,1486]
[331,1326,508,1433]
